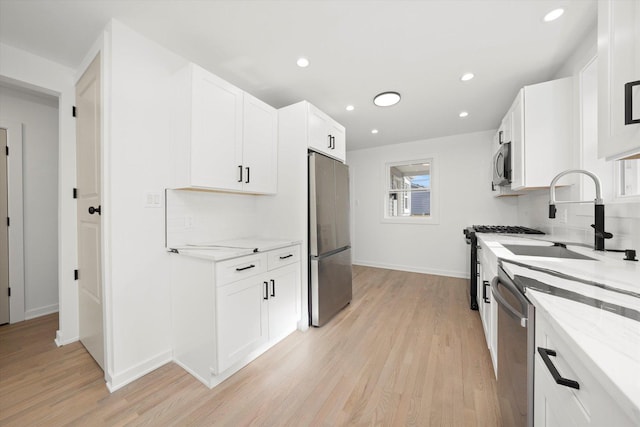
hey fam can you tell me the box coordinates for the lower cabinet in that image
[171,244,301,388]
[477,242,498,378]
[534,310,637,426]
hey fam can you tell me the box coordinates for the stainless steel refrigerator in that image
[309,151,352,327]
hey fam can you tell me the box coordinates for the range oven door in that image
[492,142,511,186]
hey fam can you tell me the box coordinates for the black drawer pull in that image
[238,165,243,183]
[263,281,269,300]
[235,264,255,272]
[625,80,640,125]
[537,347,580,390]
[279,254,293,260]
[270,279,275,297]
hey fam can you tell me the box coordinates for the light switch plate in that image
[144,191,162,208]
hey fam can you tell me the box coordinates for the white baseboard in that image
[55,329,79,347]
[25,303,59,320]
[353,260,467,279]
[106,350,173,392]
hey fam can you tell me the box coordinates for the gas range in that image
[463,225,544,310]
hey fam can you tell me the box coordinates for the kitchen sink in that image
[502,244,596,260]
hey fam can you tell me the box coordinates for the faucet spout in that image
[548,169,611,251]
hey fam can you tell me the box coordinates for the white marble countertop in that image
[477,233,640,420]
[168,238,301,261]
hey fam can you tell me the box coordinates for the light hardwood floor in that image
[0,266,501,426]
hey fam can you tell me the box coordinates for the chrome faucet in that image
[548,169,612,251]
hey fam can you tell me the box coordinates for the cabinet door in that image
[190,66,243,190]
[242,93,278,194]
[216,277,268,374]
[329,121,346,162]
[598,0,640,160]
[308,104,332,155]
[267,263,299,342]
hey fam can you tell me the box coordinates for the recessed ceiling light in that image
[371,129,379,134]
[459,111,469,118]
[373,92,401,107]
[460,73,475,82]
[543,8,564,22]
[296,57,309,67]
[346,105,355,111]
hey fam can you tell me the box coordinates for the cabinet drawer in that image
[215,253,267,286]
[267,245,300,270]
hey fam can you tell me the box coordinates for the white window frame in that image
[381,158,439,224]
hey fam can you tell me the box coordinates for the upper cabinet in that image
[598,0,640,160]
[509,78,573,190]
[307,103,346,162]
[173,63,277,194]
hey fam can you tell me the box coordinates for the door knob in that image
[88,205,101,215]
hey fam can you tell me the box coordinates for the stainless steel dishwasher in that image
[492,265,535,427]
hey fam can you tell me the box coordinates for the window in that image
[384,159,437,223]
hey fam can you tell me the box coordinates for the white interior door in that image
[76,54,104,370]
[0,128,9,325]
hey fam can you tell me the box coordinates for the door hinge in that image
[74,270,79,280]
[73,188,77,199]
[72,106,77,117]
[7,287,10,297]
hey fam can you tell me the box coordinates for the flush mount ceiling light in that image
[371,129,379,134]
[373,91,401,107]
[296,57,309,67]
[543,8,564,22]
[459,111,469,118]
[346,105,355,111]
[460,72,475,82]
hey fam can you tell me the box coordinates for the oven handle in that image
[492,276,527,328]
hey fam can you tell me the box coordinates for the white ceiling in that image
[0,0,597,150]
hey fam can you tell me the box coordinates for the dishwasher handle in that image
[492,276,527,328]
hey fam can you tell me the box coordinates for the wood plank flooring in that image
[0,266,501,426]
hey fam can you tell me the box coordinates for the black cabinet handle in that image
[245,167,250,184]
[235,264,255,271]
[625,80,640,125]
[327,135,332,149]
[270,279,275,297]
[537,347,580,390]
[498,130,504,144]
[88,205,101,215]
[279,254,293,260]
[238,165,243,183]
[482,280,490,304]
[331,135,335,149]
[263,281,269,300]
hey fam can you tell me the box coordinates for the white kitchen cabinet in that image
[598,0,640,160]
[477,240,498,377]
[171,244,301,388]
[534,309,637,426]
[173,63,277,194]
[308,102,346,162]
[510,78,573,190]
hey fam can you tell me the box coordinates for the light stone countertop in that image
[169,238,302,261]
[477,233,640,421]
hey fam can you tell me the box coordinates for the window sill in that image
[381,216,440,225]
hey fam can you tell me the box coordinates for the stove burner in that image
[471,225,545,235]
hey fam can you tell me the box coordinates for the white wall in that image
[0,84,59,319]
[0,42,77,343]
[102,20,193,390]
[516,26,640,253]
[348,130,519,278]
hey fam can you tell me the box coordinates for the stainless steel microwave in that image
[493,142,511,186]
